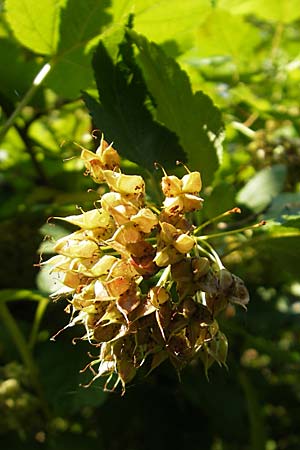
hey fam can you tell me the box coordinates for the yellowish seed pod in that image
[104,170,145,196]
[131,208,158,233]
[161,175,182,197]
[54,208,111,230]
[173,234,194,254]
[149,286,170,308]
[181,171,202,194]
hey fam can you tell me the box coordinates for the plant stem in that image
[0,301,51,419]
[28,297,49,350]
[200,240,225,269]
[194,207,241,234]
[196,221,266,240]
[0,62,52,142]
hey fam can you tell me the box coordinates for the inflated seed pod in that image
[181,171,202,194]
[161,175,182,197]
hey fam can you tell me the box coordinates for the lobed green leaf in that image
[130,31,224,185]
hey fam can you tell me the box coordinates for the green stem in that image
[239,370,267,450]
[0,301,50,419]
[193,207,241,235]
[200,240,224,269]
[0,62,52,142]
[28,297,49,350]
[196,221,266,240]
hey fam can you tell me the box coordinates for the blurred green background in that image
[1,1,300,449]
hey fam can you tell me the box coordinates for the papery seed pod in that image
[218,269,233,291]
[171,259,196,299]
[54,235,99,259]
[113,223,143,246]
[109,259,139,280]
[104,170,145,196]
[173,234,194,254]
[81,148,106,182]
[99,302,125,325]
[192,257,210,280]
[159,211,192,232]
[54,208,112,230]
[229,275,250,309]
[198,345,215,377]
[106,277,131,297]
[131,208,158,233]
[117,287,141,316]
[154,246,183,267]
[93,323,122,342]
[149,286,170,308]
[94,280,112,301]
[95,137,120,171]
[207,331,228,367]
[161,175,182,197]
[101,192,140,225]
[167,334,192,369]
[182,194,203,212]
[205,292,228,317]
[181,172,202,194]
[159,221,177,244]
[163,196,183,215]
[117,359,137,394]
[80,255,118,277]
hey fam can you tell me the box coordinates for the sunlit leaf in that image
[5,0,62,54]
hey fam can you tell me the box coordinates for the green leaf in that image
[109,0,211,52]
[47,0,112,97]
[83,36,186,170]
[5,0,62,54]
[196,10,261,65]
[236,165,287,213]
[255,0,300,22]
[130,31,224,185]
[0,37,41,107]
[37,339,107,414]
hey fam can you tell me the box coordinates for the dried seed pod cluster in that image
[44,136,249,394]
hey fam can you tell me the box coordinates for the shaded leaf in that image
[47,0,112,97]
[131,31,223,185]
[83,36,186,169]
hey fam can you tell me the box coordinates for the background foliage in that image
[1,0,300,449]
